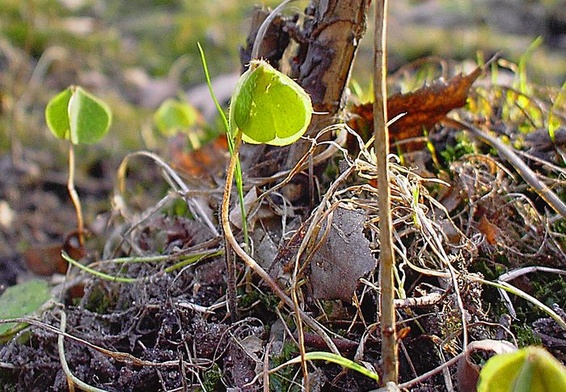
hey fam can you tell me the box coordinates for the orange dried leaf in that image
[478,214,500,245]
[349,62,485,150]
[169,135,229,180]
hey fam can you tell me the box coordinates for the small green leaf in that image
[68,87,112,144]
[229,60,312,146]
[0,280,52,337]
[548,81,566,142]
[45,86,112,145]
[45,87,73,140]
[154,98,198,136]
[478,346,566,392]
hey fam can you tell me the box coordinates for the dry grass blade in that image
[114,150,219,235]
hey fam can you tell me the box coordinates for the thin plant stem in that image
[220,130,340,355]
[222,131,243,321]
[197,43,249,249]
[67,143,84,248]
[57,310,107,392]
[373,0,398,384]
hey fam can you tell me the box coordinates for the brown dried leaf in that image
[169,134,228,181]
[478,214,500,245]
[309,207,376,302]
[349,62,485,150]
[457,339,517,392]
[387,65,483,140]
[23,232,84,276]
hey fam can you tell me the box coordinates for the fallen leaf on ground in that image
[457,339,517,392]
[309,207,376,302]
[169,134,229,181]
[349,61,486,151]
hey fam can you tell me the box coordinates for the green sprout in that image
[197,42,313,321]
[45,85,112,247]
[230,59,312,146]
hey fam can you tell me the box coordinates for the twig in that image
[222,132,243,321]
[395,352,465,390]
[373,0,398,384]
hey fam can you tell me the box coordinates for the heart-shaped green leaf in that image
[154,98,199,136]
[229,60,312,146]
[45,86,112,145]
[45,87,73,141]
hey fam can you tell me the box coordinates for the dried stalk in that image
[220,132,340,355]
[373,0,398,384]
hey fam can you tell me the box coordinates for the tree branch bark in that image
[240,0,370,179]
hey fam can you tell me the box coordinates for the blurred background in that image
[1,0,564,153]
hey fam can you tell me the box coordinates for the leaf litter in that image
[1,46,566,392]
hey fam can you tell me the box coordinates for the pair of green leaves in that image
[45,86,112,145]
[230,60,312,146]
[45,60,311,147]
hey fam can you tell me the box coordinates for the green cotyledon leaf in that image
[229,60,312,146]
[45,86,112,145]
[0,279,52,338]
[477,346,566,392]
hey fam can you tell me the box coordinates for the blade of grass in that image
[196,42,249,249]
[270,351,379,383]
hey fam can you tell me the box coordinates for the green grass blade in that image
[272,351,379,383]
[197,42,249,248]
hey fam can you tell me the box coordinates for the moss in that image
[199,363,222,392]
[515,323,543,347]
[269,341,300,392]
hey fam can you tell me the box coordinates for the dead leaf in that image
[457,339,517,392]
[349,61,487,151]
[229,187,273,231]
[478,214,500,245]
[169,134,228,181]
[309,207,376,302]
[23,231,84,276]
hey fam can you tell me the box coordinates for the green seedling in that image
[517,36,543,96]
[478,346,566,392]
[197,43,249,247]
[0,279,52,340]
[197,43,313,322]
[225,58,313,242]
[271,351,379,384]
[154,97,198,136]
[548,81,566,142]
[45,86,112,247]
[230,59,312,146]
[154,97,203,149]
